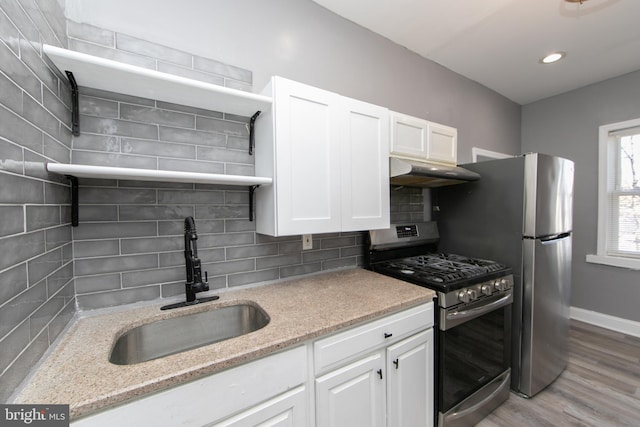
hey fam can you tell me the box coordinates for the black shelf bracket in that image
[65,71,80,136]
[63,178,260,226]
[248,111,261,155]
[248,185,260,221]
[67,175,79,227]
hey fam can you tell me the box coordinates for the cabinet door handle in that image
[393,359,399,369]
[384,332,393,339]
[377,369,383,380]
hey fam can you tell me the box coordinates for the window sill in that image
[586,254,640,270]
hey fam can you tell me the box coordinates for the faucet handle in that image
[200,271,209,292]
[201,271,210,291]
[191,282,209,294]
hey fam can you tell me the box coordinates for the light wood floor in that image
[477,320,640,427]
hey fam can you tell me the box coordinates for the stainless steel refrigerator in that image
[433,153,574,398]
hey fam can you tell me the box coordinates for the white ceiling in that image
[311,0,640,105]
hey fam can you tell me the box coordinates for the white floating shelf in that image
[46,163,272,186]
[43,44,272,117]
[47,163,272,226]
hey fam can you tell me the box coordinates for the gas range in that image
[370,253,512,308]
[372,252,509,289]
[366,222,512,307]
[366,222,514,426]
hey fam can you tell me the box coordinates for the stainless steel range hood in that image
[389,157,481,188]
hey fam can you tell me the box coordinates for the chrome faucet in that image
[161,217,219,310]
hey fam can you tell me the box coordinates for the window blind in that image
[606,126,640,258]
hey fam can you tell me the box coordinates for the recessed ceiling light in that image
[540,51,566,64]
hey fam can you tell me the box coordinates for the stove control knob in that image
[458,289,478,303]
[481,284,492,296]
[458,290,471,303]
[494,278,511,292]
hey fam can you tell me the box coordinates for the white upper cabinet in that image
[341,98,390,232]
[390,113,429,159]
[255,77,390,236]
[427,121,457,165]
[390,111,457,165]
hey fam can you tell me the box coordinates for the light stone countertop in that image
[14,268,435,420]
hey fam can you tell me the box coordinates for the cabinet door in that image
[211,386,307,427]
[427,122,457,165]
[316,353,386,427]
[386,330,434,427]
[341,99,390,231]
[273,77,342,235]
[390,112,428,159]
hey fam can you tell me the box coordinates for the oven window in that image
[439,306,511,412]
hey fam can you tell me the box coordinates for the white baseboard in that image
[570,306,640,338]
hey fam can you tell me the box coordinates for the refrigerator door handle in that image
[540,232,571,243]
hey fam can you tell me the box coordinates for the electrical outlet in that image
[302,234,313,250]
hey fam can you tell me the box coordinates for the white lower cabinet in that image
[316,353,386,427]
[314,303,434,427]
[315,331,434,427]
[387,330,434,427]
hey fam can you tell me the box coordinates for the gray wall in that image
[0,0,75,402]
[522,70,640,322]
[64,0,522,163]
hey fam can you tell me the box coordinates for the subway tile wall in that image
[67,21,424,311]
[0,0,75,402]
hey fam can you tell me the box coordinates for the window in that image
[471,147,512,162]
[587,118,640,269]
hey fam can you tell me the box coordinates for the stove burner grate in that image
[376,253,508,287]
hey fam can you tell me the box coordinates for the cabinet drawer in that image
[314,302,433,374]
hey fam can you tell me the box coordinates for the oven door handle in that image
[440,369,511,425]
[440,293,513,331]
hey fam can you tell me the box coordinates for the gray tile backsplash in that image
[115,33,193,68]
[0,11,424,402]
[0,0,73,402]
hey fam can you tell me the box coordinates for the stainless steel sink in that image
[109,303,270,365]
